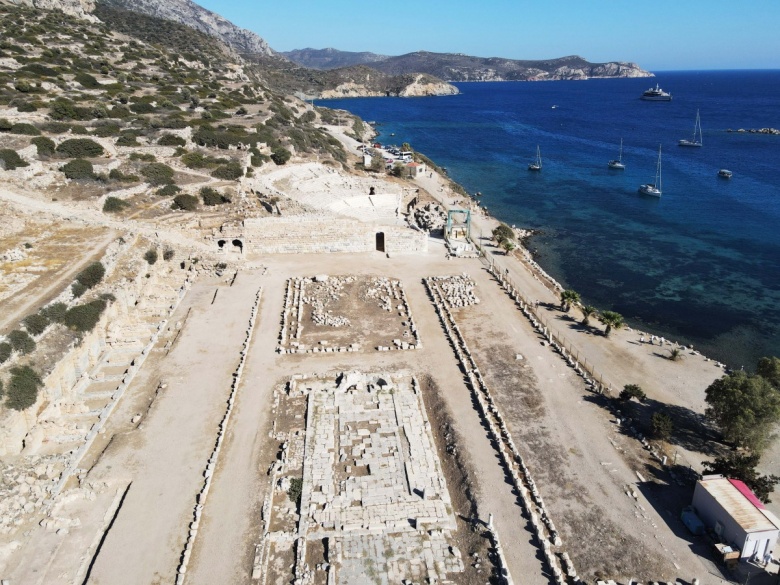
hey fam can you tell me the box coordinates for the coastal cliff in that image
[319,74,458,98]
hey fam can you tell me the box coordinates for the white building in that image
[692,475,780,560]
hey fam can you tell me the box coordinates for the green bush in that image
[200,186,230,206]
[103,196,130,213]
[63,299,107,332]
[75,262,106,289]
[141,162,174,185]
[211,161,242,180]
[23,313,49,336]
[0,149,29,170]
[74,72,100,89]
[156,184,181,197]
[172,193,198,211]
[115,133,139,146]
[8,330,35,355]
[9,122,40,135]
[651,411,674,441]
[144,249,158,264]
[270,146,291,166]
[288,477,303,508]
[41,302,68,324]
[5,366,43,411]
[129,102,156,114]
[158,134,185,147]
[250,154,268,167]
[32,136,55,156]
[108,168,139,182]
[0,118,13,131]
[72,282,88,298]
[0,342,11,364]
[163,248,175,261]
[618,384,647,403]
[61,158,94,180]
[56,138,104,158]
[16,102,38,113]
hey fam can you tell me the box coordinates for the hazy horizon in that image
[196,0,780,71]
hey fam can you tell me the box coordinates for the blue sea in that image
[318,71,780,368]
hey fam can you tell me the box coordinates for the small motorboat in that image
[718,169,733,179]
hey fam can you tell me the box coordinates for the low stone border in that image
[175,287,262,585]
[425,277,580,584]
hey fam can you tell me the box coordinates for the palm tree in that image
[501,240,515,255]
[581,305,597,326]
[668,347,683,361]
[560,289,580,312]
[598,310,624,337]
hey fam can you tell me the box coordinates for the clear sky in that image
[195,0,780,71]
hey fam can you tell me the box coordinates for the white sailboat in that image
[679,109,703,147]
[608,138,625,169]
[638,145,662,197]
[528,145,542,171]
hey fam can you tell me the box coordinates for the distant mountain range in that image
[281,49,653,81]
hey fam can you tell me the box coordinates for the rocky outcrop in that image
[9,0,98,21]
[397,75,460,97]
[97,0,274,56]
[281,47,389,70]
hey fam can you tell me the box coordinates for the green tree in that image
[559,289,580,312]
[5,366,43,411]
[56,138,104,158]
[705,370,780,453]
[144,249,158,265]
[0,342,12,364]
[75,262,105,289]
[598,310,624,337]
[651,411,674,441]
[8,330,35,355]
[492,223,514,243]
[581,305,597,326]
[703,452,780,504]
[61,159,94,180]
[172,193,198,211]
[757,356,780,388]
[141,162,175,185]
[270,146,291,165]
[23,313,49,336]
[0,149,29,170]
[32,136,55,157]
[618,384,646,403]
[501,240,515,255]
[103,197,130,213]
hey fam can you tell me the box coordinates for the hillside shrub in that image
[0,342,12,364]
[103,196,130,213]
[144,248,158,265]
[0,149,29,170]
[61,159,94,180]
[74,72,100,89]
[619,384,647,402]
[172,194,198,211]
[129,102,156,114]
[141,162,174,185]
[23,313,49,336]
[72,282,88,298]
[32,136,55,156]
[75,261,106,289]
[8,330,35,355]
[156,184,181,197]
[41,302,68,324]
[5,366,43,411]
[56,138,104,158]
[163,247,175,261]
[115,133,140,146]
[108,168,139,182]
[16,102,38,113]
[158,134,185,147]
[200,186,230,206]
[9,122,40,135]
[651,411,674,441]
[0,118,13,131]
[211,161,242,180]
[270,146,291,166]
[63,299,107,333]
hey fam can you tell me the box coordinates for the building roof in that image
[699,476,780,533]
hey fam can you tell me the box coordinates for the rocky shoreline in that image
[726,127,780,135]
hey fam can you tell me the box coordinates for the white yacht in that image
[638,145,663,197]
[641,84,672,101]
[528,145,542,171]
[608,138,626,169]
[679,110,703,147]
[718,169,733,179]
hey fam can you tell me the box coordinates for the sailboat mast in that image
[657,145,662,191]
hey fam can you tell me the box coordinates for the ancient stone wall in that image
[227,217,427,255]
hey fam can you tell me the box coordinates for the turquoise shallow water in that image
[318,71,780,368]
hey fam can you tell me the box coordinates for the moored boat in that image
[639,145,663,197]
[608,138,625,169]
[641,83,672,101]
[528,145,542,171]
[679,109,703,147]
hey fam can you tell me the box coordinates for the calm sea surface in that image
[318,71,780,368]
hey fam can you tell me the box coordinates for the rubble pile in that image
[431,274,480,308]
[0,454,67,535]
[411,202,446,232]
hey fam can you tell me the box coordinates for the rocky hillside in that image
[97,0,275,56]
[281,48,389,70]
[286,49,653,81]
[372,52,652,81]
